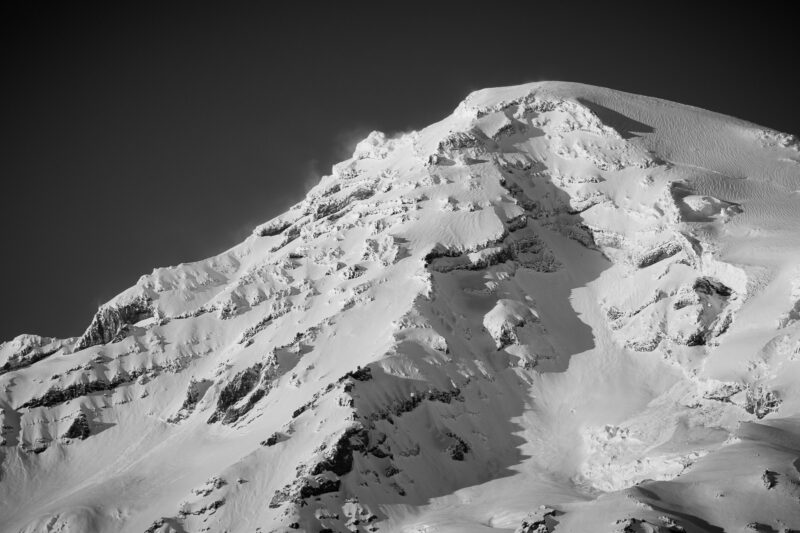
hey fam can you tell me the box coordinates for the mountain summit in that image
[2,82,800,533]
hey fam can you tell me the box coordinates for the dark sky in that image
[1,4,796,341]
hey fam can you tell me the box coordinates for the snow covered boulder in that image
[484,299,538,349]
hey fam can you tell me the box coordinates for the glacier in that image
[1,81,800,533]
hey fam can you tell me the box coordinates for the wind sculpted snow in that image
[1,82,800,533]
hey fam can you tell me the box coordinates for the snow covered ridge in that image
[2,81,800,533]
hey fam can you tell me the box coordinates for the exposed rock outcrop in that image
[62,412,90,440]
[76,296,153,351]
[207,363,276,425]
[0,335,72,375]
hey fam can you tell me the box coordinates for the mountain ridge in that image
[2,81,800,533]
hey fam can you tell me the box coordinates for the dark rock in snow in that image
[313,187,376,220]
[761,470,778,489]
[693,277,732,297]
[76,296,153,351]
[310,425,369,476]
[678,277,734,347]
[340,366,373,382]
[207,364,266,424]
[745,386,781,419]
[445,432,470,461]
[261,432,285,447]
[180,378,212,412]
[256,219,292,237]
[269,477,341,508]
[22,369,145,409]
[367,387,464,422]
[299,477,341,498]
[62,412,90,440]
[613,517,686,533]
[515,506,561,533]
[0,342,62,376]
[292,402,311,419]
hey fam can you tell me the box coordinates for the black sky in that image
[1,4,797,341]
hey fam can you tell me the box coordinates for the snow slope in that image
[2,81,800,533]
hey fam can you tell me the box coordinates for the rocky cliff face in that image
[2,82,800,533]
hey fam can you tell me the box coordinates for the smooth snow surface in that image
[2,81,800,533]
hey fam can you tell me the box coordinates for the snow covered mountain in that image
[2,81,800,533]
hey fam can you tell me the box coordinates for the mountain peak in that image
[2,82,800,532]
